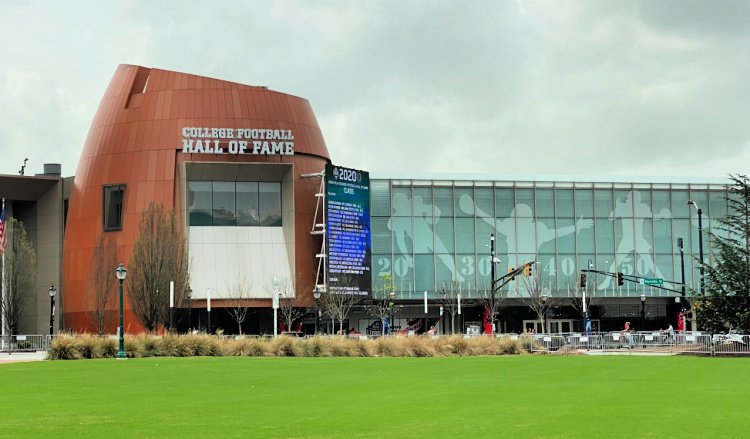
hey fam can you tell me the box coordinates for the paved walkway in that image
[0,351,48,363]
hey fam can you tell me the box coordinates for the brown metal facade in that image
[62,65,330,332]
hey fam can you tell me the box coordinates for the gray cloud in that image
[0,0,748,179]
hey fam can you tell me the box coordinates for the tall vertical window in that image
[188,181,213,226]
[259,182,282,226]
[236,182,259,226]
[212,182,236,226]
[103,184,126,231]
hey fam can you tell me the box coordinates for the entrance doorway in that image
[522,319,576,334]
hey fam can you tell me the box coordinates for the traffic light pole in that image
[580,269,686,295]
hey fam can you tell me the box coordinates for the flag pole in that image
[1,198,6,341]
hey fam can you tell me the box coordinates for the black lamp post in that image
[187,287,192,333]
[677,238,687,330]
[313,287,321,334]
[541,294,548,333]
[640,294,646,331]
[388,291,396,335]
[115,263,127,359]
[687,200,705,296]
[48,284,56,336]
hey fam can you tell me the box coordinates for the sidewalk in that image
[0,351,48,363]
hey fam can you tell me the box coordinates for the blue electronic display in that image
[325,164,371,295]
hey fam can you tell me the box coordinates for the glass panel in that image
[652,190,671,219]
[634,190,652,218]
[392,254,414,294]
[434,218,455,254]
[577,215,595,253]
[655,254,674,286]
[236,182,259,226]
[455,218,475,253]
[370,180,391,217]
[597,253,615,295]
[415,254,435,292]
[708,189,727,219]
[188,181,212,226]
[455,254,476,292]
[212,181,236,226]
[435,253,454,290]
[454,187,474,217]
[258,182,281,226]
[556,254,577,296]
[391,217,412,254]
[654,218,672,254]
[474,188,494,218]
[556,218,576,254]
[575,189,594,218]
[516,215,536,254]
[537,218,556,254]
[392,187,411,216]
[671,190,690,218]
[495,188,514,218]
[434,187,453,218]
[372,218,391,254]
[594,189,613,218]
[614,190,633,218]
[555,189,574,218]
[372,255,392,286]
[476,255,491,291]
[673,219,690,257]
[515,189,534,217]
[538,254,557,296]
[689,190,708,218]
[616,252,637,296]
[596,219,615,253]
[535,189,554,218]
[475,218,495,257]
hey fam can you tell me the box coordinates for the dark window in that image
[188,181,212,226]
[103,184,126,231]
[188,181,282,227]
[259,182,282,226]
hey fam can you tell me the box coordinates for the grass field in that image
[1,356,749,438]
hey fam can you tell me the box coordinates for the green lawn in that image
[1,356,748,438]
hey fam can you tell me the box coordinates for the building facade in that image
[0,65,733,336]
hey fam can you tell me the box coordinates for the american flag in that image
[0,204,6,255]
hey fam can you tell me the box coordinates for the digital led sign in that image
[325,164,371,295]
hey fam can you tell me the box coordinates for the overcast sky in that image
[1,0,748,179]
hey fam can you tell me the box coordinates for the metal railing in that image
[488,331,750,355]
[0,335,53,353]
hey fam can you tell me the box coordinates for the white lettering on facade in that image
[179,127,295,156]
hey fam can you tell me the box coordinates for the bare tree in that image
[86,233,117,335]
[438,281,464,335]
[364,274,401,336]
[320,275,362,334]
[481,277,510,334]
[1,218,36,334]
[520,272,552,332]
[268,276,304,333]
[127,203,189,333]
[225,275,252,335]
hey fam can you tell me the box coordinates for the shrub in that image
[48,335,81,360]
[95,338,118,358]
[124,336,143,358]
[74,335,99,359]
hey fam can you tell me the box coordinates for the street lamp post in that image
[687,200,705,295]
[640,294,646,331]
[206,288,212,335]
[313,287,321,335]
[48,284,56,336]
[388,291,396,335]
[115,263,127,359]
[677,238,687,330]
[186,287,192,333]
[541,294,548,333]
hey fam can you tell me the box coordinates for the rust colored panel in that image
[64,64,331,333]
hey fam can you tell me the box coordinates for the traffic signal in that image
[524,264,533,277]
[508,267,515,281]
[617,272,624,287]
[580,273,587,288]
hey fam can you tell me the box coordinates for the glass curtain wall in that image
[370,179,727,299]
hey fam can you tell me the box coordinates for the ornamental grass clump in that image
[48,334,81,360]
